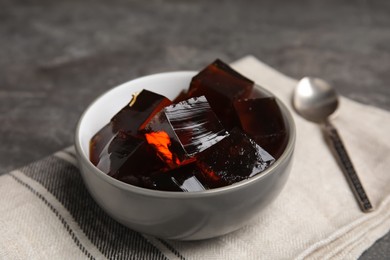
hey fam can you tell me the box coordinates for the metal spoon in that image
[293,77,373,213]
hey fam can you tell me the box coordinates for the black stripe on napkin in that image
[9,172,95,260]
[20,155,168,260]
[157,239,186,260]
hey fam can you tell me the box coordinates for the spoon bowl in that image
[293,77,339,123]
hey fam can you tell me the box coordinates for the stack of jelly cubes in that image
[89,59,288,191]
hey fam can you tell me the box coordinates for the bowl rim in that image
[74,71,296,199]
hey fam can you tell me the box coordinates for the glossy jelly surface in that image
[90,59,288,191]
[145,96,229,158]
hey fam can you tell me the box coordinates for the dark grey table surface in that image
[1,0,389,258]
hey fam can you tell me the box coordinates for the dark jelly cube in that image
[145,96,228,167]
[90,89,171,170]
[111,89,172,134]
[196,128,275,188]
[165,96,228,155]
[233,97,288,159]
[187,59,254,129]
[96,131,166,184]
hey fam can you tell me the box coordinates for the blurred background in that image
[1,0,389,258]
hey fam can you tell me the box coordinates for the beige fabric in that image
[167,56,390,259]
[0,170,105,260]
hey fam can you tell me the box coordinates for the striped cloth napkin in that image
[1,56,390,260]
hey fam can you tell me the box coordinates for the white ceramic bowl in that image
[75,71,295,240]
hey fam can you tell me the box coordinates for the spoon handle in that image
[323,121,373,213]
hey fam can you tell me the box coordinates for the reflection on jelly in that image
[144,131,181,168]
[145,96,228,167]
[164,96,228,155]
[90,123,114,166]
[151,163,206,192]
[196,128,275,188]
